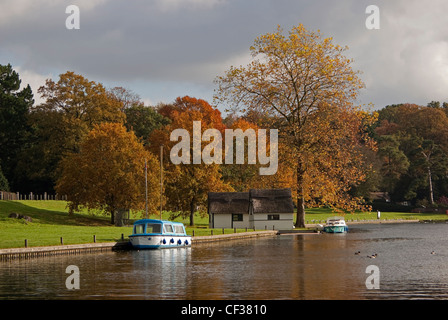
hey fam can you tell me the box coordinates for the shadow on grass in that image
[0,201,112,227]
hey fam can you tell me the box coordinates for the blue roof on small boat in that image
[133,219,185,225]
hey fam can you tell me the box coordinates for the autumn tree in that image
[107,86,141,111]
[36,71,126,148]
[56,123,159,225]
[149,96,232,226]
[215,25,375,227]
[220,118,261,191]
[221,116,295,192]
[20,72,125,192]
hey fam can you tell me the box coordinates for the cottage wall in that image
[208,188,294,230]
[210,213,251,229]
[250,213,294,230]
[211,213,231,228]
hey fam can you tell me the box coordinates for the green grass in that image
[0,200,251,249]
[0,200,133,249]
[304,207,448,223]
[1,200,447,249]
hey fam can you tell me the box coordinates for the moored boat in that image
[323,216,348,233]
[129,219,192,249]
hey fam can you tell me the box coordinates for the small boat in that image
[323,216,348,233]
[129,219,192,249]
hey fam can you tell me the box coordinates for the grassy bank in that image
[1,200,447,249]
[0,200,246,249]
[303,207,448,224]
[0,201,128,249]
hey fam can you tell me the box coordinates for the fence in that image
[0,191,67,201]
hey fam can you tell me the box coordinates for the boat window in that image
[174,225,184,234]
[164,224,174,233]
[134,224,145,234]
[146,223,162,233]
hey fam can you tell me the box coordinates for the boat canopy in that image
[132,219,187,236]
[326,216,345,222]
[326,216,346,226]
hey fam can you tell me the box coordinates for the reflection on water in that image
[1,222,448,300]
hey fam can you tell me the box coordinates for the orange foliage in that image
[56,123,159,224]
[149,96,232,226]
[215,25,375,226]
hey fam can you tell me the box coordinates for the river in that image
[1,222,448,300]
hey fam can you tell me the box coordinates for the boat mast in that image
[145,158,148,219]
[160,144,163,220]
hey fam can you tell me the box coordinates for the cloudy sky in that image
[1,0,448,113]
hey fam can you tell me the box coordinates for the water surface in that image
[1,222,447,300]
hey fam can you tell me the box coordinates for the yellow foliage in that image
[56,123,159,223]
[215,24,374,227]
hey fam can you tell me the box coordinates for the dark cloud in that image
[1,0,448,108]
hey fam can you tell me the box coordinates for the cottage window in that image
[232,214,243,221]
[268,214,280,220]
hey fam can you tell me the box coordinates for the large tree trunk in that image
[428,166,434,205]
[295,160,306,228]
[189,200,195,226]
[114,209,127,227]
[295,188,306,228]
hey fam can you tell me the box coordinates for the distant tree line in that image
[364,102,448,207]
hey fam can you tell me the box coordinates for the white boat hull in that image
[323,225,348,233]
[129,234,192,249]
[323,216,348,233]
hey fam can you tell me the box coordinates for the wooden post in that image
[93,235,96,243]
[25,239,28,248]
[60,237,63,245]
[222,228,225,234]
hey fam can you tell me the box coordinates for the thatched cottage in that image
[208,188,294,230]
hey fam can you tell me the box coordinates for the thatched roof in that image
[208,192,250,214]
[250,188,294,214]
[208,188,294,214]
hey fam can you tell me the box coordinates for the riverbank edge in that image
[0,230,278,260]
[305,218,421,228]
[0,220,433,260]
